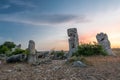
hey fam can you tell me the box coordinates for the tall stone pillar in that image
[96,32,115,56]
[27,40,37,64]
[67,28,79,58]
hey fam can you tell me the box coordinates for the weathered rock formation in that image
[96,32,115,56]
[6,54,26,63]
[27,40,37,64]
[67,28,79,58]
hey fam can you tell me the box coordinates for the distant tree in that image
[0,41,29,56]
[3,41,16,50]
[0,45,9,54]
[0,41,16,55]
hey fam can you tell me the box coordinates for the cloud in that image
[9,0,36,8]
[0,5,11,9]
[0,0,36,14]
[0,13,89,26]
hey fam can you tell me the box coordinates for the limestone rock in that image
[96,32,115,56]
[67,28,79,58]
[27,40,37,64]
[28,40,36,54]
[72,61,86,67]
[6,54,26,63]
[52,66,61,71]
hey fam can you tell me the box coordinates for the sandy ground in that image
[0,49,120,80]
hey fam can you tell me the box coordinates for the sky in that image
[0,0,120,51]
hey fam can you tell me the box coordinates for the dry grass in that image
[0,49,120,80]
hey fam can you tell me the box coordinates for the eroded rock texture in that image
[27,40,37,64]
[96,32,115,56]
[6,54,26,63]
[67,28,79,58]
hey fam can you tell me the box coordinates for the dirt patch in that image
[1,49,120,80]
[0,57,120,80]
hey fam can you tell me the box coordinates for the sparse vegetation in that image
[0,41,29,56]
[51,50,65,59]
[56,50,65,57]
[68,56,92,65]
[73,42,107,56]
[8,49,29,57]
[0,41,16,54]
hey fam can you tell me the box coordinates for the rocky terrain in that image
[1,51,120,80]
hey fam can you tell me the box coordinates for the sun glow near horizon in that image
[1,0,120,51]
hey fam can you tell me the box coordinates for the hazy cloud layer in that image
[0,0,90,26]
[0,14,89,26]
[0,0,36,14]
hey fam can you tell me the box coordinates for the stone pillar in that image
[67,28,79,58]
[27,40,37,64]
[96,32,115,56]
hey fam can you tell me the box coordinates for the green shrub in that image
[12,49,25,55]
[56,50,64,57]
[9,49,29,56]
[0,41,29,57]
[68,56,93,65]
[0,45,9,54]
[0,41,16,55]
[68,56,80,62]
[2,41,16,51]
[73,42,107,56]
[51,50,65,59]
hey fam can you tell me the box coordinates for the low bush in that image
[7,49,29,57]
[73,42,107,56]
[51,50,65,59]
[0,41,29,57]
[68,56,93,66]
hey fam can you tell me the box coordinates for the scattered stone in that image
[72,61,86,67]
[52,66,61,71]
[6,54,26,63]
[96,32,116,56]
[34,69,41,73]
[37,58,52,65]
[4,70,12,73]
[67,28,79,58]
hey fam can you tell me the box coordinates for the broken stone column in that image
[27,40,37,64]
[67,28,79,58]
[96,32,115,56]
